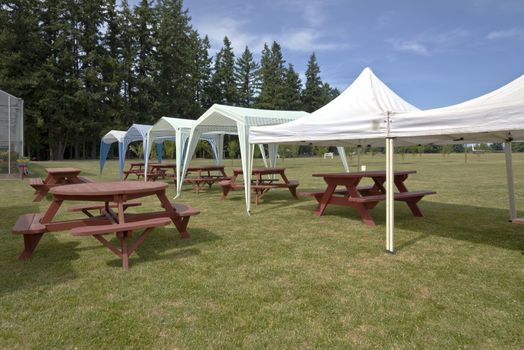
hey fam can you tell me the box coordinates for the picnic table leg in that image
[41,198,63,223]
[33,190,47,202]
[314,184,337,216]
[156,191,190,238]
[394,175,424,217]
[118,232,129,270]
[19,233,44,260]
[355,204,376,226]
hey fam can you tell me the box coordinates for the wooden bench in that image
[218,180,243,199]
[512,218,524,224]
[67,202,142,217]
[346,190,436,204]
[12,213,46,260]
[29,178,45,190]
[302,185,375,199]
[78,176,95,183]
[71,217,171,270]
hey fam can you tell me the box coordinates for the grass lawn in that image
[0,153,523,349]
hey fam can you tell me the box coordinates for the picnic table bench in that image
[123,162,160,181]
[512,218,524,224]
[305,170,435,226]
[149,163,176,180]
[13,181,200,270]
[220,167,299,204]
[183,165,229,194]
[30,167,92,202]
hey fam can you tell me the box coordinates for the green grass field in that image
[0,153,523,349]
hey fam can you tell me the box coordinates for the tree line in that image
[0,0,339,160]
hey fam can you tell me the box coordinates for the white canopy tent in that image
[99,130,126,178]
[181,104,350,214]
[250,68,524,253]
[144,117,223,196]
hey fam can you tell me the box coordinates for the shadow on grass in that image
[293,198,524,252]
[94,227,220,269]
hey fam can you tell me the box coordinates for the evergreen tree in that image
[234,46,259,107]
[132,0,158,122]
[194,35,213,111]
[156,0,198,117]
[281,64,302,110]
[118,0,136,126]
[257,41,286,109]
[0,0,47,158]
[210,36,237,104]
[302,52,324,112]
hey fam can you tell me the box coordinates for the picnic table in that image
[183,165,229,194]
[149,163,176,180]
[122,162,145,180]
[219,167,299,204]
[305,170,435,226]
[30,167,92,202]
[13,181,199,270]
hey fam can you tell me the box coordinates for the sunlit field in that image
[0,153,522,349]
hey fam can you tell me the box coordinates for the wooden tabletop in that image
[50,181,168,196]
[46,167,81,174]
[187,165,224,171]
[312,170,416,178]
[233,167,285,175]
[150,163,176,168]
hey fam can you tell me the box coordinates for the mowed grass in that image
[0,153,523,349]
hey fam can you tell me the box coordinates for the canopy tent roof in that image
[101,130,126,144]
[181,104,311,212]
[249,67,524,253]
[390,73,524,144]
[249,67,419,146]
[145,116,223,193]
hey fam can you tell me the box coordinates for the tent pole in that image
[337,146,350,172]
[386,138,395,253]
[8,95,11,175]
[357,146,361,171]
[504,141,517,221]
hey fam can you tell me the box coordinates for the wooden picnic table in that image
[307,170,435,226]
[149,163,176,180]
[123,162,147,180]
[13,181,199,269]
[30,167,89,202]
[220,167,299,204]
[183,165,229,194]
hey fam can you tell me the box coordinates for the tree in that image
[257,41,286,109]
[155,0,199,118]
[234,46,259,107]
[210,36,237,105]
[281,64,302,110]
[131,0,158,122]
[302,52,324,112]
[194,35,213,111]
[119,0,136,125]
[0,0,47,158]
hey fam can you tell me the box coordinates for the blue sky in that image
[147,0,524,109]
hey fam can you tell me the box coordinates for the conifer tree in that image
[257,41,286,109]
[281,64,303,110]
[302,52,324,112]
[234,46,259,107]
[210,36,237,105]
[132,0,158,122]
[194,35,213,111]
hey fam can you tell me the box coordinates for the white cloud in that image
[392,41,429,56]
[486,28,524,40]
[388,28,471,56]
[280,28,348,52]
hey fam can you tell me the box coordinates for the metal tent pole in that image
[8,96,11,175]
[504,141,517,221]
[386,137,395,253]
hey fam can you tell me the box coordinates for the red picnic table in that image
[30,167,90,202]
[306,170,435,226]
[183,165,229,193]
[219,167,299,204]
[123,162,146,180]
[149,163,176,180]
[13,181,199,270]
